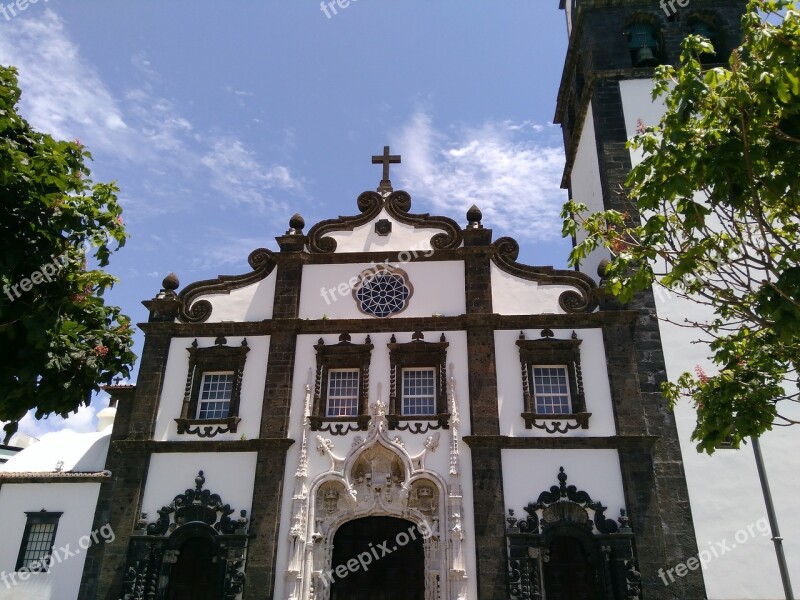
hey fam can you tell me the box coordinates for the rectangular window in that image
[197,372,234,419]
[532,366,571,414]
[15,512,61,572]
[401,368,436,416]
[326,369,360,417]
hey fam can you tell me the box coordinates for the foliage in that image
[562,1,800,453]
[0,65,135,441]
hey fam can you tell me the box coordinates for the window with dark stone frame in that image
[15,511,62,572]
[516,332,590,430]
[387,332,450,431]
[310,333,373,434]
[175,336,249,437]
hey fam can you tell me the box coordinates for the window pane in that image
[198,372,234,419]
[532,366,572,414]
[401,369,436,416]
[327,370,360,416]
[17,515,59,572]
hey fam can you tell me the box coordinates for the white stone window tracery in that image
[352,265,413,318]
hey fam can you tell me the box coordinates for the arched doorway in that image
[329,516,425,600]
[542,535,597,600]
[165,535,222,600]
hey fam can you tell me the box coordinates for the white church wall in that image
[490,264,581,315]
[0,482,101,600]
[619,77,800,598]
[570,103,609,284]
[273,330,478,600]
[181,270,277,323]
[495,328,617,437]
[140,453,257,523]
[501,449,626,523]
[299,261,466,320]
[324,209,439,254]
[153,335,269,442]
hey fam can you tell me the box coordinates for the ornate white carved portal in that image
[286,372,468,600]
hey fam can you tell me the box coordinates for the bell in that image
[633,46,659,67]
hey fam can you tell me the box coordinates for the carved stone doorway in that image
[542,536,597,600]
[329,516,424,600]
[165,535,220,600]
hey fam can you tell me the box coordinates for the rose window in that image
[355,269,412,317]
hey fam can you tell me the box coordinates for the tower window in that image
[689,20,719,63]
[627,23,661,67]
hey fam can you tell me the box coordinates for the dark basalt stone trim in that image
[111,439,295,453]
[177,248,277,323]
[174,416,241,437]
[306,190,463,254]
[491,237,598,313]
[137,311,639,338]
[521,412,591,433]
[383,191,462,250]
[306,191,384,253]
[462,435,657,450]
[0,474,112,483]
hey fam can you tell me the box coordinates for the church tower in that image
[555,1,747,599]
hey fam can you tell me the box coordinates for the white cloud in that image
[0,10,133,156]
[201,138,301,211]
[395,110,567,241]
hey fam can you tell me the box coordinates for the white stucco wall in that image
[154,335,269,442]
[324,209,439,254]
[140,453,257,522]
[619,77,800,599]
[501,449,626,524]
[490,264,581,315]
[0,483,102,600]
[182,270,277,323]
[570,104,609,284]
[495,328,617,437]
[273,330,477,600]
[300,261,466,320]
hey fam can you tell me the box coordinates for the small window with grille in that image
[532,366,572,415]
[197,372,234,419]
[401,368,437,416]
[326,369,360,417]
[15,511,62,572]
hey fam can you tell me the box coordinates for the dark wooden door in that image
[165,536,220,600]
[543,536,598,600]
[330,517,425,600]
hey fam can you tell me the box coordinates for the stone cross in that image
[372,146,401,193]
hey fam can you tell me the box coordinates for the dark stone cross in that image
[372,145,401,193]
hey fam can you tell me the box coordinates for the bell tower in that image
[554,2,747,600]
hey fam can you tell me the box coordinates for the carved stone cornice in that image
[491,237,598,313]
[306,190,462,254]
[177,248,277,323]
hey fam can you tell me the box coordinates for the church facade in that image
[71,138,704,600]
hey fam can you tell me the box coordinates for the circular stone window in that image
[353,266,413,318]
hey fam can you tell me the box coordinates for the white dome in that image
[0,428,111,473]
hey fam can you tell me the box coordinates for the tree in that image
[0,65,135,442]
[562,0,800,454]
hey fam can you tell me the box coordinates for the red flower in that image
[93,345,109,357]
[694,365,710,384]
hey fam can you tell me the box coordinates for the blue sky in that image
[0,1,573,438]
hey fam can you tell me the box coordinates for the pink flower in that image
[636,119,646,135]
[694,365,710,384]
